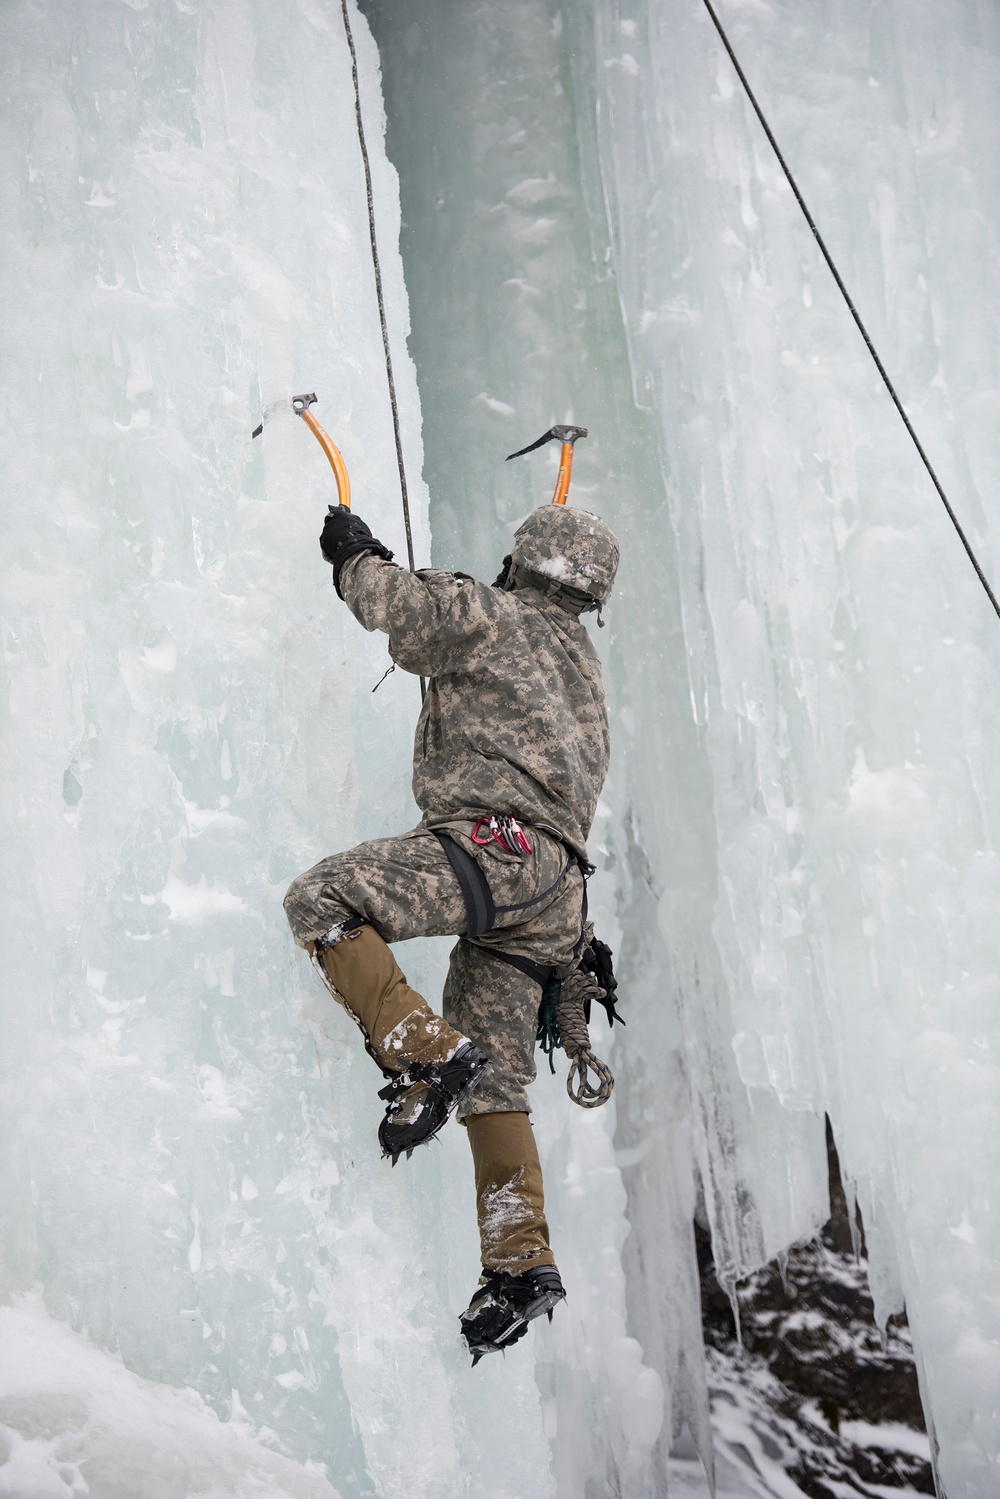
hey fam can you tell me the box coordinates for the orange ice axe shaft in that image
[251,392,351,509]
[293,393,351,509]
[505,425,588,505]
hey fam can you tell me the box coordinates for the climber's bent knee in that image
[283,865,358,950]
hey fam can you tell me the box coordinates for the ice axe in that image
[252,392,352,508]
[505,425,588,506]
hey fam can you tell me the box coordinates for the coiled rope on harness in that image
[700,0,1000,625]
[553,973,615,1108]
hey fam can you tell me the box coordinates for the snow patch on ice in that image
[473,391,516,418]
[0,1294,341,1499]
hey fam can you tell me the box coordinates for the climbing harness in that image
[434,833,497,941]
[431,826,579,941]
[431,821,617,1106]
[700,0,1000,624]
[506,426,588,507]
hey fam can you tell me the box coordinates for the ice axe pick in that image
[506,425,588,506]
[251,392,351,508]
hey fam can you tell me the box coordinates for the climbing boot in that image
[465,1112,554,1270]
[313,921,488,1160]
[378,1043,490,1165]
[460,1264,566,1366]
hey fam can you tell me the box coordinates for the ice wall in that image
[0,0,429,1485]
[367,0,1000,1494]
[591,7,1000,1494]
[3,0,999,1495]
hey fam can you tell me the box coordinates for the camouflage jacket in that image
[340,554,610,860]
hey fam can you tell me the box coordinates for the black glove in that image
[492,554,513,590]
[579,937,624,1027]
[320,506,394,598]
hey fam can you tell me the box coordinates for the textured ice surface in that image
[587,7,1000,1494]
[2,0,999,1496]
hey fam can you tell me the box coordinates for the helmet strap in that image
[508,561,603,616]
[492,555,514,590]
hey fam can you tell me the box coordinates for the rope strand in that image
[341,0,426,698]
[341,0,414,571]
[699,0,1000,624]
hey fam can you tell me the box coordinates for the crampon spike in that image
[377,1044,489,1164]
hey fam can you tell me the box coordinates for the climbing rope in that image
[700,0,1000,625]
[340,0,414,571]
[340,0,426,699]
[554,973,615,1108]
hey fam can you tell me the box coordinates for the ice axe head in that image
[251,392,351,508]
[505,426,588,506]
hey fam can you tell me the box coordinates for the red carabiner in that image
[470,814,532,856]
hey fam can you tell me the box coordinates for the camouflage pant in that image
[284,820,586,1114]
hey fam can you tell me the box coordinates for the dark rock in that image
[697,1120,934,1494]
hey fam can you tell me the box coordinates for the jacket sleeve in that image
[339,553,500,676]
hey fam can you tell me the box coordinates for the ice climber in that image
[284,499,621,1363]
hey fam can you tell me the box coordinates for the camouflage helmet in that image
[506,506,620,616]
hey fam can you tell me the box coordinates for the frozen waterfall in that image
[2,1,998,1497]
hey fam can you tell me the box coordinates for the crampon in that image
[460,1265,566,1366]
[377,1042,490,1165]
